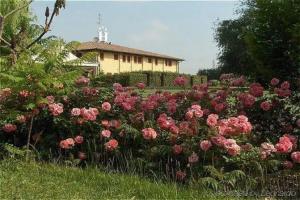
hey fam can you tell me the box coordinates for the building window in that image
[134,56,137,63]
[148,57,152,63]
[138,56,142,64]
[155,58,158,65]
[100,52,104,60]
[122,55,126,62]
[127,55,131,62]
[165,59,168,66]
[168,60,172,66]
[114,53,119,60]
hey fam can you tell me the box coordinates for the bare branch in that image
[25,4,58,49]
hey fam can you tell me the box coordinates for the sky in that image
[31,1,239,74]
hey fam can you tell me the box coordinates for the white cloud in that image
[128,20,170,43]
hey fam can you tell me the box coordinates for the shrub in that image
[1,74,299,195]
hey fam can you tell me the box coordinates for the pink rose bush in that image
[1,75,300,184]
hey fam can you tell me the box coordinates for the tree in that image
[244,0,300,83]
[215,17,254,76]
[215,0,300,85]
[0,0,66,65]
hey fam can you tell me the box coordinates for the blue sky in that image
[31,1,239,74]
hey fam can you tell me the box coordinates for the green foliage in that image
[92,72,207,88]
[215,0,300,85]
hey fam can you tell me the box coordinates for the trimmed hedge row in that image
[91,71,207,88]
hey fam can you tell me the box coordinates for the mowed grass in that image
[0,159,242,200]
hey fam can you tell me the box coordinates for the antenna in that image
[96,13,108,42]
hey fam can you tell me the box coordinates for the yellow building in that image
[75,41,184,75]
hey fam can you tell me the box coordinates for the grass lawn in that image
[0,159,245,200]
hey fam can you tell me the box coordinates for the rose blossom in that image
[2,123,17,133]
[136,82,146,89]
[270,78,280,86]
[101,120,110,128]
[275,136,293,153]
[280,81,290,90]
[169,125,179,135]
[174,76,187,86]
[206,114,219,127]
[291,152,300,163]
[260,101,272,111]
[71,108,81,116]
[59,138,75,149]
[142,128,157,140]
[74,135,84,144]
[46,96,55,104]
[75,76,90,85]
[172,144,183,155]
[102,102,111,112]
[105,139,118,151]
[282,161,293,169]
[19,90,30,98]
[211,135,226,147]
[249,83,264,97]
[16,115,26,123]
[48,103,64,116]
[176,170,186,181]
[101,130,111,138]
[188,152,199,163]
[200,140,212,151]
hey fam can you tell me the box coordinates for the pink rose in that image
[102,102,111,112]
[169,125,179,135]
[46,96,55,104]
[105,139,118,151]
[188,152,199,163]
[74,135,84,144]
[59,138,75,149]
[185,111,194,120]
[75,76,90,85]
[200,140,212,151]
[291,151,300,163]
[270,78,279,86]
[260,101,272,111]
[282,160,293,169]
[211,135,226,147]
[174,76,187,86]
[19,90,30,98]
[142,128,157,140]
[275,136,293,153]
[249,83,264,97]
[176,170,186,181]
[207,114,219,127]
[101,130,111,138]
[172,144,183,155]
[280,81,290,90]
[136,82,146,89]
[71,108,81,116]
[2,123,17,133]
[16,115,26,123]
[48,103,64,116]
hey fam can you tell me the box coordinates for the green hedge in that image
[91,72,207,88]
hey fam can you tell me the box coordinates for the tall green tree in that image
[244,0,300,83]
[215,0,300,84]
[215,17,254,76]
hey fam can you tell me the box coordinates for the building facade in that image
[75,41,183,75]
